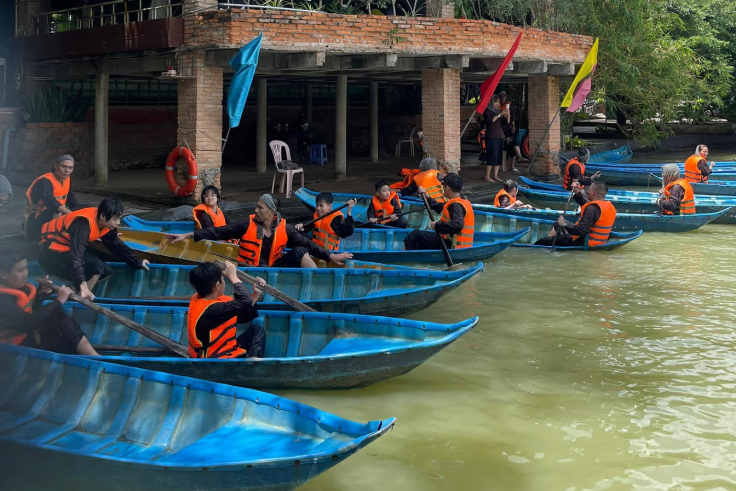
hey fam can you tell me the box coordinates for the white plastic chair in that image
[395,124,417,157]
[269,140,304,198]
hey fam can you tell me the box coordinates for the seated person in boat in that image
[38,197,150,301]
[494,180,533,210]
[657,164,696,215]
[0,250,98,355]
[367,182,408,229]
[562,147,601,191]
[24,154,82,240]
[193,185,230,231]
[403,173,474,251]
[534,180,616,247]
[684,144,714,183]
[295,192,357,250]
[166,194,353,268]
[188,261,266,359]
[398,158,448,203]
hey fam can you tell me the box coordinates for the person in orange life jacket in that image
[562,148,601,190]
[398,158,448,203]
[684,144,714,183]
[367,181,408,229]
[534,180,615,246]
[24,154,82,239]
[477,122,487,163]
[187,261,266,359]
[657,164,696,215]
[403,173,474,250]
[192,185,230,231]
[38,197,151,301]
[0,250,98,355]
[166,194,353,268]
[295,193,356,248]
[494,180,533,210]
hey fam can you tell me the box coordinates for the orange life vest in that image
[0,283,37,345]
[563,158,585,190]
[372,192,400,220]
[237,215,288,266]
[390,168,420,190]
[24,173,70,225]
[440,197,475,248]
[187,294,246,359]
[40,207,110,253]
[192,204,227,230]
[494,189,516,207]
[414,169,446,203]
[663,179,696,215]
[478,128,486,151]
[684,154,707,183]
[312,210,343,251]
[572,200,617,247]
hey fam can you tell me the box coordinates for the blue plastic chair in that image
[309,144,328,166]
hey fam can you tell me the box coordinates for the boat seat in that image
[318,335,412,356]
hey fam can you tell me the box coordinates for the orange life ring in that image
[165,146,198,197]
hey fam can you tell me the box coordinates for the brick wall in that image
[105,107,177,172]
[177,51,223,196]
[527,76,561,177]
[422,69,461,165]
[184,11,592,64]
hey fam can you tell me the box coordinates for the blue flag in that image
[227,34,262,129]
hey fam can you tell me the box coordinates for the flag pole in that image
[459,115,476,140]
[523,107,562,176]
[221,127,231,155]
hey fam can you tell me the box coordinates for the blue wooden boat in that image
[583,166,736,186]
[513,229,643,251]
[473,202,730,233]
[0,344,395,491]
[29,261,484,317]
[57,304,479,389]
[585,161,736,170]
[649,175,736,196]
[517,187,736,224]
[336,228,529,263]
[123,215,194,234]
[587,145,633,164]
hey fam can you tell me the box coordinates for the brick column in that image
[426,0,455,18]
[421,69,461,167]
[177,50,223,197]
[528,75,561,177]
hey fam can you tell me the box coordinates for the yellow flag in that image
[561,39,599,108]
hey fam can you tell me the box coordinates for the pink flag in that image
[566,78,592,113]
[474,33,524,115]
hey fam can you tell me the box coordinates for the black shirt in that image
[483,107,507,139]
[658,184,685,214]
[194,283,259,343]
[426,196,466,236]
[696,159,712,179]
[193,216,333,265]
[30,176,81,223]
[43,218,144,287]
[567,162,594,187]
[194,208,228,230]
[559,192,602,237]
[0,289,61,333]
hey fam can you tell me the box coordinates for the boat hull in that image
[29,261,484,317]
[72,306,479,389]
[0,345,395,491]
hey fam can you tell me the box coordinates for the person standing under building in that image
[483,95,508,182]
[684,144,714,183]
[657,164,696,215]
[24,154,81,239]
[38,197,150,301]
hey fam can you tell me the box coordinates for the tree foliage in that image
[452,0,736,144]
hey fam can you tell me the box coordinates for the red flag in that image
[474,32,524,114]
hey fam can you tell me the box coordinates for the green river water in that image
[286,148,736,491]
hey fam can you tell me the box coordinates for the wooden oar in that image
[356,208,425,227]
[36,278,189,358]
[300,202,350,228]
[420,194,455,268]
[210,256,317,312]
[550,189,576,253]
[120,295,191,301]
[94,345,166,354]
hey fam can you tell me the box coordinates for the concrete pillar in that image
[256,79,267,173]
[421,68,461,166]
[425,0,454,18]
[94,67,109,187]
[177,50,223,196]
[335,75,347,181]
[370,82,379,163]
[528,75,561,177]
[15,0,52,36]
[305,84,313,124]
